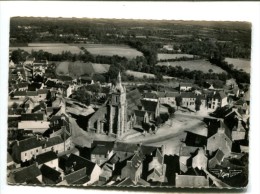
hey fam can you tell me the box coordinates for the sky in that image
[1,1,260,194]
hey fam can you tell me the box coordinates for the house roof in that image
[16,82,29,88]
[13,164,41,183]
[40,164,61,182]
[180,83,193,87]
[243,88,250,102]
[157,92,166,98]
[180,92,196,98]
[210,149,225,163]
[38,89,49,94]
[143,92,158,99]
[134,110,147,118]
[21,113,44,121]
[18,121,50,129]
[92,144,112,155]
[66,154,96,176]
[43,136,63,148]
[15,137,42,152]
[165,92,180,98]
[126,89,142,113]
[179,145,199,157]
[176,174,209,188]
[27,91,38,96]
[13,91,27,96]
[36,151,58,165]
[141,99,158,113]
[207,119,232,140]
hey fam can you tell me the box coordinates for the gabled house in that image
[134,110,149,125]
[208,149,225,169]
[140,99,160,121]
[143,92,158,102]
[207,119,232,156]
[231,120,246,141]
[121,151,144,184]
[180,92,196,108]
[9,164,42,184]
[40,164,62,184]
[62,154,102,185]
[90,141,114,166]
[35,151,58,169]
[179,83,193,92]
[191,148,208,171]
[147,148,167,183]
[207,91,228,110]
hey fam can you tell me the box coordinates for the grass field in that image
[126,70,174,79]
[156,59,226,73]
[56,61,110,77]
[224,58,250,73]
[10,43,82,54]
[158,53,196,60]
[76,44,143,58]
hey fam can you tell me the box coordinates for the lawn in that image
[224,58,251,73]
[10,43,82,54]
[156,59,226,73]
[158,53,196,60]
[77,44,143,58]
[56,61,110,77]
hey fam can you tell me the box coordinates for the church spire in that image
[117,71,122,84]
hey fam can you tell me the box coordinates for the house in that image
[41,136,66,155]
[116,177,150,186]
[164,92,180,105]
[207,91,228,110]
[37,88,49,100]
[21,113,45,121]
[140,99,160,121]
[21,97,37,113]
[35,151,58,169]
[40,164,62,184]
[191,148,208,170]
[175,171,209,188]
[181,92,196,108]
[208,149,225,169]
[179,83,193,92]
[231,120,246,141]
[12,137,42,163]
[121,151,144,184]
[12,91,27,99]
[16,82,29,91]
[179,144,199,173]
[90,141,114,166]
[7,152,15,168]
[24,57,35,66]
[134,110,149,125]
[146,148,167,183]
[9,164,42,184]
[207,119,232,156]
[63,154,102,185]
[143,92,158,102]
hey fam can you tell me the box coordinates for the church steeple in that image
[113,72,124,93]
[117,71,122,84]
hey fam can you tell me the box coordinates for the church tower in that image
[108,72,128,138]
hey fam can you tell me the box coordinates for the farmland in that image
[56,61,110,78]
[125,70,174,80]
[76,44,143,58]
[157,53,196,60]
[10,43,81,54]
[224,58,250,73]
[156,59,226,73]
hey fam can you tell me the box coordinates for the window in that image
[25,153,27,156]
[36,149,38,152]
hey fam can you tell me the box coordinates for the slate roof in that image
[126,88,142,113]
[13,164,41,183]
[43,136,63,148]
[176,173,209,188]
[143,92,158,99]
[179,145,199,157]
[180,83,193,87]
[165,92,180,98]
[36,151,58,165]
[13,91,27,96]
[180,92,196,98]
[134,110,147,118]
[16,137,42,152]
[91,141,114,155]
[38,89,49,94]
[27,91,38,96]
[16,82,29,88]
[66,154,96,176]
[21,113,44,121]
[210,149,225,163]
[40,164,61,182]
[141,99,158,113]
[207,119,232,140]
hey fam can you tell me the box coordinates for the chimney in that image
[16,140,20,146]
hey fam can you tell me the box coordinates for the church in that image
[86,72,134,138]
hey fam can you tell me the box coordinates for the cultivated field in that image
[125,70,174,79]
[10,43,81,54]
[77,44,143,58]
[157,53,196,60]
[156,59,226,73]
[224,58,250,73]
[56,61,110,77]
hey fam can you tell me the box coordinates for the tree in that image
[195,96,202,112]
[175,96,182,110]
[168,106,175,117]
